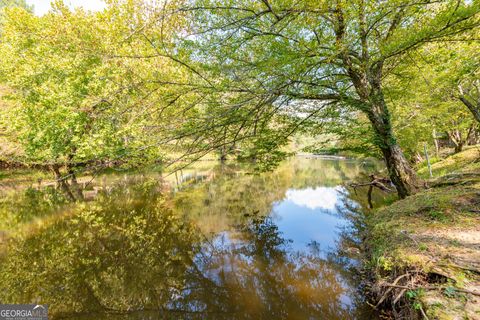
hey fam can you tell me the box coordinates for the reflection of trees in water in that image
[0,175,164,235]
[288,157,383,189]
[0,182,201,318]
[325,187,388,320]
[0,158,383,235]
[0,186,70,233]
[173,163,292,233]
[173,158,383,234]
[0,158,386,319]
[174,217,354,320]
[1,182,356,319]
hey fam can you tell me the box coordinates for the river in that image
[0,156,391,319]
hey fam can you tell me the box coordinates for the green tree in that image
[385,41,480,156]
[0,1,186,177]
[1,5,124,174]
[427,41,480,124]
[163,0,480,198]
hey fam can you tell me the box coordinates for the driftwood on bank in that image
[350,174,396,208]
[350,174,396,192]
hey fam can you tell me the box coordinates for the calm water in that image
[0,157,389,319]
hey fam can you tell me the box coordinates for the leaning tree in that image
[160,0,480,198]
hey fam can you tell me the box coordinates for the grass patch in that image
[417,146,480,179]
[367,147,480,319]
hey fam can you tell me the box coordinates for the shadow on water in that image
[0,157,394,319]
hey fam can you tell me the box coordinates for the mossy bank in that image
[365,147,480,319]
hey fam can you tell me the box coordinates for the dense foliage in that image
[0,1,189,170]
[0,0,479,198]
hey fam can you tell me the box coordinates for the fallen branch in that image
[350,174,396,193]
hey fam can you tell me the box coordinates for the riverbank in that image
[366,147,480,319]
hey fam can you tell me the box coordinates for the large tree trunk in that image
[379,143,419,198]
[342,54,419,197]
[366,91,420,199]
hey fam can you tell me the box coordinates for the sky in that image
[26,0,106,16]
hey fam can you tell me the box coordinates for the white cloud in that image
[285,187,342,210]
[27,0,106,16]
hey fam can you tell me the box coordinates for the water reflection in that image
[0,183,200,317]
[286,187,343,210]
[178,217,353,320]
[273,187,350,253]
[0,157,389,319]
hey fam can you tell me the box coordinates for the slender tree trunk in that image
[466,124,478,145]
[367,185,373,209]
[466,124,476,146]
[460,97,480,122]
[366,90,420,199]
[68,167,84,201]
[432,129,439,158]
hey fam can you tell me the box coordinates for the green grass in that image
[417,146,480,179]
[368,147,480,319]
